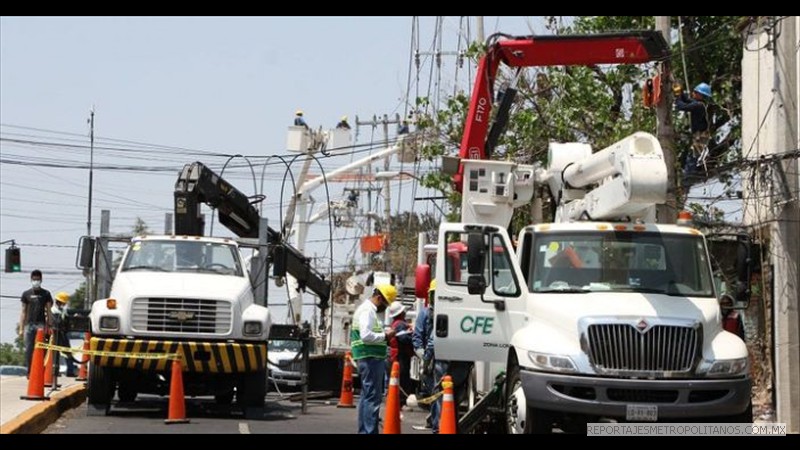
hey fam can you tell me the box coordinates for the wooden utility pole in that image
[655,16,678,223]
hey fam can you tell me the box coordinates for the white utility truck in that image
[426,132,752,433]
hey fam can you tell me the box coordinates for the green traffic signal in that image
[5,246,21,273]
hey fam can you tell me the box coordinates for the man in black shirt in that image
[19,269,53,375]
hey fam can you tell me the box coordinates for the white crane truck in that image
[422,132,752,433]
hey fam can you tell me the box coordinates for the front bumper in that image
[520,369,751,418]
[90,337,267,373]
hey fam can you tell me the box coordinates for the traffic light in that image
[5,246,21,272]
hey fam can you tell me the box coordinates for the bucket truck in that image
[80,161,330,415]
[423,132,752,433]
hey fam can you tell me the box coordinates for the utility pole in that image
[86,107,95,237]
[476,16,485,43]
[84,107,95,309]
[655,16,678,223]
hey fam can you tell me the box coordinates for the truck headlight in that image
[701,358,748,377]
[527,351,577,373]
[243,321,262,336]
[99,316,119,331]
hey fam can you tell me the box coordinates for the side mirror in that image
[415,264,432,299]
[467,275,486,295]
[467,233,486,274]
[76,236,95,270]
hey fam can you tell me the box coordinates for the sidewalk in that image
[0,375,86,434]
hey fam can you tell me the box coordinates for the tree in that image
[375,211,439,280]
[0,335,25,365]
[132,217,150,236]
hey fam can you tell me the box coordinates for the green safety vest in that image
[350,304,387,360]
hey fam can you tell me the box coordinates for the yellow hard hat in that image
[375,284,397,305]
[296,110,304,116]
[428,279,436,293]
[340,115,348,122]
[55,291,70,304]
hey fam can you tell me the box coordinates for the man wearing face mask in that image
[351,284,397,434]
[19,269,53,376]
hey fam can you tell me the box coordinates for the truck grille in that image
[131,298,232,335]
[587,323,699,374]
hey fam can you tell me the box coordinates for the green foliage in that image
[0,335,25,365]
[132,217,150,236]
[375,212,439,278]
[70,282,86,309]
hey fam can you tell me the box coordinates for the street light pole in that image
[85,107,95,309]
[86,107,95,237]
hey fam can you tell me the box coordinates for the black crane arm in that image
[174,162,330,309]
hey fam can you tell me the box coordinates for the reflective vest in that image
[350,302,387,360]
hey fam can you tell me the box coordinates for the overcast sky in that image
[0,16,548,343]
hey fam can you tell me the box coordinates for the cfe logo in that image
[461,315,494,335]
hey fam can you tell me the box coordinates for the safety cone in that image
[164,359,190,424]
[20,328,48,400]
[336,351,356,408]
[43,334,55,388]
[76,332,90,382]
[382,361,402,434]
[439,375,457,434]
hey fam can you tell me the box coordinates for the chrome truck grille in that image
[586,321,700,375]
[131,298,232,335]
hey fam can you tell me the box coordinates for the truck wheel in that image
[505,360,550,434]
[238,370,267,408]
[117,381,138,403]
[215,390,235,405]
[87,364,115,412]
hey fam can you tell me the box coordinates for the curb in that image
[0,384,87,435]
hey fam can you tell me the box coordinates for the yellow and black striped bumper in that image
[90,337,267,373]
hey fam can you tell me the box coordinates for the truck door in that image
[434,223,527,363]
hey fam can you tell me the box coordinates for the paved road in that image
[45,394,434,434]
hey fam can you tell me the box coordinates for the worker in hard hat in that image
[412,279,437,430]
[674,82,712,175]
[50,291,76,377]
[351,284,397,434]
[294,110,308,129]
[385,301,413,407]
[336,115,351,130]
[398,119,410,135]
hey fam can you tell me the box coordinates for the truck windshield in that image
[529,231,713,297]
[121,240,243,276]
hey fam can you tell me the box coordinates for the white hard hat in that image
[387,301,406,318]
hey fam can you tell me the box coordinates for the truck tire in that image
[87,364,114,413]
[117,381,138,403]
[505,358,551,434]
[238,370,267,408]
[215,390,235,406]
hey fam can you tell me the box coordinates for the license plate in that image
[626,404,658,422]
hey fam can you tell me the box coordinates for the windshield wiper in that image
[123,265,167,272]
[537,287,590,293]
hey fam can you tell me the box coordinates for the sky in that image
[0,16,548,343]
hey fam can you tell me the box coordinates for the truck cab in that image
[435,222,751,432]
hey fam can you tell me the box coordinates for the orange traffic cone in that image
[439,375,457,434]
[164,359,190,424]
[43,334,55,388]
[337,351,356,408]
[382,361,402,434]
[76,332,90,382]
[20,328,48,400]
